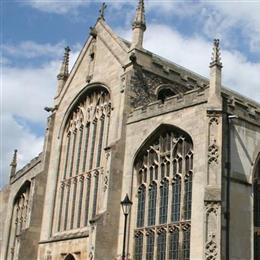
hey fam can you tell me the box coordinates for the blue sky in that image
[1,0,260,188]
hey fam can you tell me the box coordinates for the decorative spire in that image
[208,39,222,108]
[10,149,17,178]
[98,2,107,20]
[57,46,70,80]
[210,39,222,68]
[132,0,146,31]
[56,46,70,95]
[131,0,146,49]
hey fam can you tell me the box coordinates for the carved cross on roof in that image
[99,2,107,20]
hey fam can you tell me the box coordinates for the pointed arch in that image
[133,124,193,167]
[7,180,32,260]
[58,83,111,138]
[133,124,193,259]
[54,83,112,233]
[13,180,31,204]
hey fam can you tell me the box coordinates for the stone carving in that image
[205,201,219,215]
[205,233,218,260]
[208,141,219,164]
[130,68,193,108]
[209,117,219,126]
[103,174,109,192]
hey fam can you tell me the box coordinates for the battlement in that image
[10,153,43,184]
[128,87,207,124]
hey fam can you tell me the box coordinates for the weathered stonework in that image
[1,2,260,260]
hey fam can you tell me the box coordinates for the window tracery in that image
[8,181,31,260]
[54,87,111,233]
[134,127,193,259]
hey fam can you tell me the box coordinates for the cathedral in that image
[1,1,260,259]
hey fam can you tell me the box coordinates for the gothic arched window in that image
[134,125,193,259]
[54,87,112,233]
[8,181,31,260]
[254,159,260,260]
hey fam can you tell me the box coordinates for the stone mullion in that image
[179,227,184,260]
[142,231,147,260]
[89,121,97,170]
[81,175,89,227]
[92,118,101,170]
[63,133,71,180]
[19,195,25,231]
[82,123,90,173]
[84,174,92,226]
[69,130,77,178]
[166,228,171,260]
[144,184,149,228]
[96,115,105,168]
[100,115,109,164]
[17,197,23,235]
[105,106,111,147]
[75,126,83,176]
[57,183,65,232]
[168,178,173,225]
[76,176,85,228]
[92,171,99,218]
[63,180,71,231]
[88,171,95,221]
[9,203,18,260]
[155,179,160,227]
[70,177,78,229]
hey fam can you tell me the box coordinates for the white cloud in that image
[201,1,260,53]
[141,24,260,102]
[2,41,66,59]
[1,41,80,188]
[23,0,88,14]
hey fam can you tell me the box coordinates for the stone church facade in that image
[1,1,260,260]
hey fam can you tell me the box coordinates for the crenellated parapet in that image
[10,153,43,184]
[128,87,207,123]
[222,88,260,126]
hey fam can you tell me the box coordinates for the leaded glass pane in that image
[183,228,190,260]
[184,174,192,220]
[146,232,154,260]
[159,181,169,224]
[137,186,146,228]
[157,231,166,260]
[135,234,143,260]
[148,183,157,226]
[134,127,193,260]
[92,173,99,218]
[254,184,260,227]
[254,233,260,260]
[172,177,181,222]
[169,229,179,260]
[63,134,71,179]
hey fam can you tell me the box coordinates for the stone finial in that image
[56,46,70,95]
[10,149,18,178]
[210,39,222,68]
[98,2,107,20]
[208,39,222,108]
[57,46,70,81]
[132,0,146,31]
[131,0,146,49]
